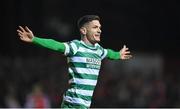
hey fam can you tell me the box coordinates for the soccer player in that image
[17,15,132,108]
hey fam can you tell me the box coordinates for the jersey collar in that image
[80,40,98,49]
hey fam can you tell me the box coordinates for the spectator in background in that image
[4,84,21,108]
[24,83,51,108]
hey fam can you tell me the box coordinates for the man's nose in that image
[98,28,101,33]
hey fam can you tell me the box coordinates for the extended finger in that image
[19,26,26,32]
[25,26,31,32]
[20,36,25,40]
[127,55,132,58]
[125,51,130,54]
[123,45,126,48]
[17,29,23,35]
[121,47,127,52]
[126,55,132,59]
[18,33,23,37]
[125,47,129,50]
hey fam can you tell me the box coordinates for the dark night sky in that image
[0,0,179,57]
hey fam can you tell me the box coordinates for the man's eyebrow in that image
[93,24,101,27]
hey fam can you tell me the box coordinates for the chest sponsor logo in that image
[86,58,101,65]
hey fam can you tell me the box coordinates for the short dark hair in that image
[77,15,100,29]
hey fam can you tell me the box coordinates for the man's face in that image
[82,20,102,44]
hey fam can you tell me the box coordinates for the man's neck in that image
[81,36,95,46]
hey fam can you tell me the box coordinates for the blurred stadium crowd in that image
[0,53,180,108]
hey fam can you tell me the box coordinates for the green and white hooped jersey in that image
[63,40,108,108]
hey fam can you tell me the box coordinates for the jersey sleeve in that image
[96,44,108,60]
[63,40,79,57]
[100,48,108,60]
[32,36,65,53]
[106,49,120,60]
[99,44,120,60]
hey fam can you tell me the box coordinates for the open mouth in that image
[94,34,101,41]
[94,34,100,37]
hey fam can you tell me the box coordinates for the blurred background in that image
[0,0,180,108]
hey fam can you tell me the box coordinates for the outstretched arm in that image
[17,26,65,53]
[107,45,132,60]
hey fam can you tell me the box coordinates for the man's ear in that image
[80,27,86,35]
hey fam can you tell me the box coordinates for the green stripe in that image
[69,71,98,80]
[66,91,92,101]
[76,52,100,59]
[69,62,86,68]
[70,83,95,90]
[69,62,100,70]
[68,43,75,56]
[61,100,87,108]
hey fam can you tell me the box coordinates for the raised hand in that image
[120,45,132,60]
[17,26,34,43]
